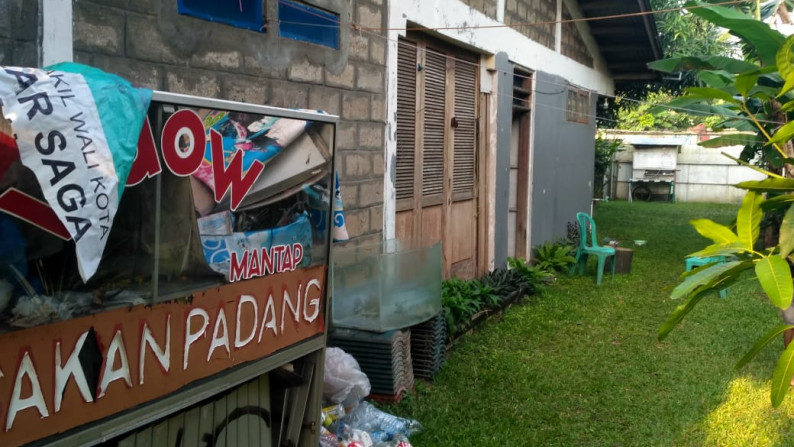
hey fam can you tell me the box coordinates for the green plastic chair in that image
[571,212,616,285]
[685,256,728,298]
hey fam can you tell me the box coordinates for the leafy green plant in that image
[651,2,794,407]
[480,267,532,298]
[508,257,554,292]
[533,240,576,274]
[594,135,623,198]
[442,278,499,336]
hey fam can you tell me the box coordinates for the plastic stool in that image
[685,256,728,298]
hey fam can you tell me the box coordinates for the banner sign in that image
[0,265,326,446]
[0,64,151,282]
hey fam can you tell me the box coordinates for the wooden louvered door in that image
[394,35,480,279]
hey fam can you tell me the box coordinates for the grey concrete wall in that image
[1,0,39,67]
[71,0,387,244]
[530,71,595,248]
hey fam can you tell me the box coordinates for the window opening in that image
[278,0,340,49]
[177,0,265,32]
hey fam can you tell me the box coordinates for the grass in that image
[384,201,794,446]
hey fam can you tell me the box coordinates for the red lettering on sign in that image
[0,188,70,240]
[126,118,162,186]
[209,129,264,210]
[161,110,205,177]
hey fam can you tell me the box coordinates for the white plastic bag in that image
[323,347,371,407]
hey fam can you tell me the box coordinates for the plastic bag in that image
[340,401,422,440]
[323,347,371,407]
[318,426,338,447]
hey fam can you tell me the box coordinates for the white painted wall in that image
[41,0,74,66]
[606,131,767,204]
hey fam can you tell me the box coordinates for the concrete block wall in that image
[65,0,387,243]
[1,0,39,67]
[561,3,592,67]
[503,0,556,50]
[457,0,499,20]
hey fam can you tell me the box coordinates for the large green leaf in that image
[762,194,794,211]
[699,133,761,148]
[736,73,759,98]
[738,178,794,192]
[756,254,794,308]
[671,260,747,300]
[658,290,709,341]
[686,1,786,66]
[736,323,794,370]
[691,218,738,244]
[772,342,794,407]
[777,35,794,97]
[648,55,760,74]
[768,120,794,145]
[686,87,741,104]
[737,191,763,250]
[781,204,794,257]
[686,242,748,259]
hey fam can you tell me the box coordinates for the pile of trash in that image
[321,347,422,447]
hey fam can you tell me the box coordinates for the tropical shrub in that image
[533,240,576,274]
[441,278,499,336]
[651,1,794,407]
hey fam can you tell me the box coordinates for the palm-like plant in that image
[651,1,794,407]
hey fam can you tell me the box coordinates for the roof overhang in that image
[578,0,663,86]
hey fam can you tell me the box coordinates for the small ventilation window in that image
[566,88,590,124]
[278,0,340,49]
[178,0,265,32]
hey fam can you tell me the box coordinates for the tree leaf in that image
[777,35,794,97]
[772,342,794,407]
[768,120,794,145]
[737,191,763,250]
[781,204,794,257]
[736,73,759,98]
[686,242,747,259]
[736,323,794,370]
[738,178,794,192]
[762,194,794,211]
[658,290,709,341]
[699,133,761,148]
[685,1,786,66]
[648,56,759,74]
[671,260,746,300]
[690,218,738,244]
[686,87,741,104]
[756,254,794,309]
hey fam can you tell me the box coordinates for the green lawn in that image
[386,200,794,447]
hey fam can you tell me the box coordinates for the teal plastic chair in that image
[571,212,616,285]
[685,256,728,298]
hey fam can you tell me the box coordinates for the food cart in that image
[0,65,337,446]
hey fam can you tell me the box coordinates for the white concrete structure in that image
[604,130,767,204]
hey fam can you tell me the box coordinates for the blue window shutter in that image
[178,0,265,32]
[278,0,339,49]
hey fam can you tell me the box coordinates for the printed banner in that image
[0,65,151,281]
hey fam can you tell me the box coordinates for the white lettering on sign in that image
[229,243,305,281]
[6,351,49,431]
[139,315,171,385]
[235,295,258,349]
[54,331,94,412]
[184,308,210,371]
[98,330,132,398]
[0,275,324,435]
